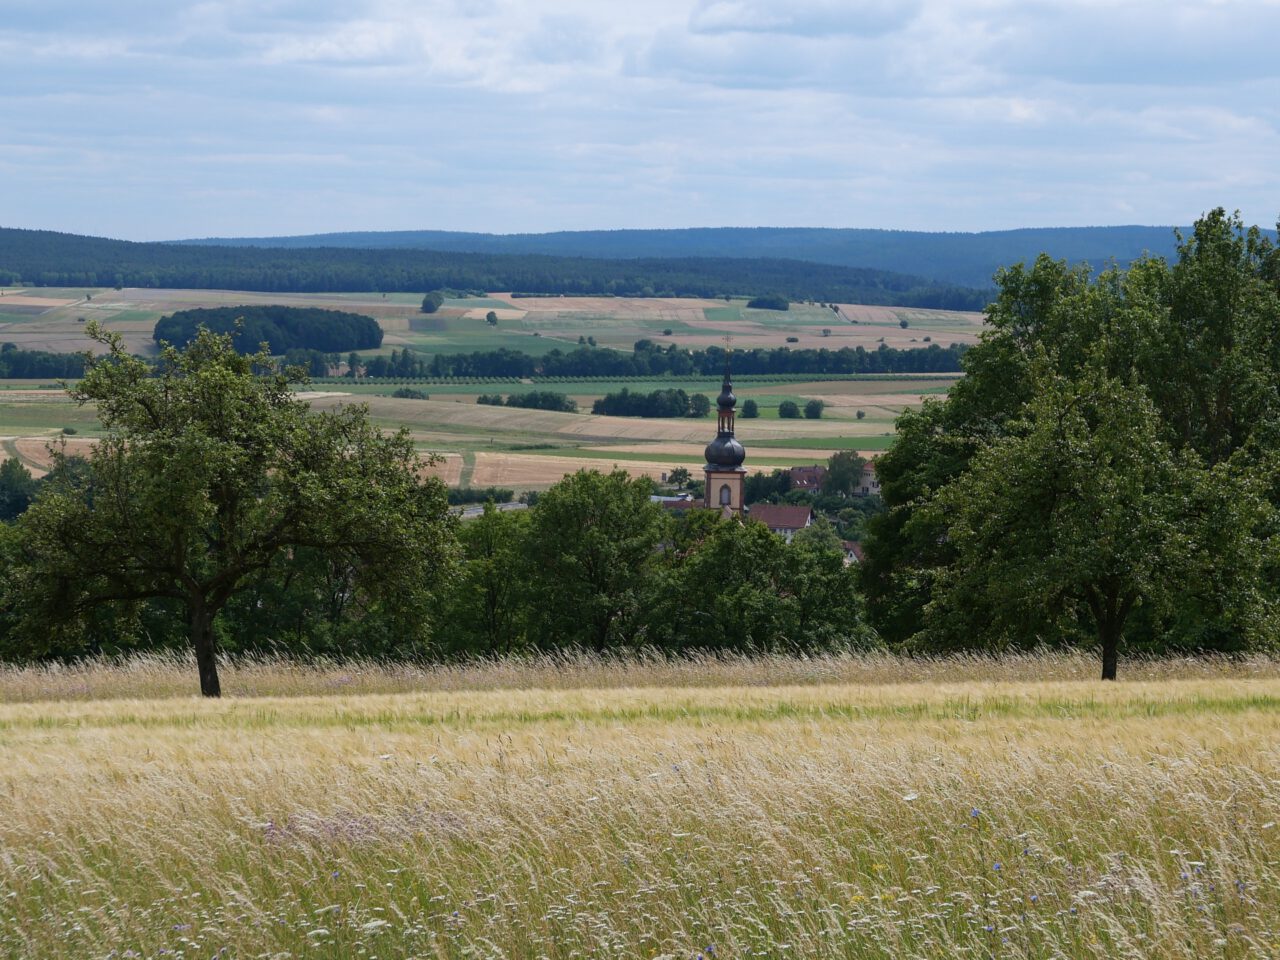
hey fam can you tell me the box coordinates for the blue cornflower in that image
[993,862,1002,871]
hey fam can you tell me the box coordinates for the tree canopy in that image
[861,208,1280,677]
[12,323,455,695]
[154,305,383,355]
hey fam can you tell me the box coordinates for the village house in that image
[859,460,881,497]
[744,503,814,543]
[788,464,825,492]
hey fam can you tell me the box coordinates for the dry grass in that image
[2,651,1280,958]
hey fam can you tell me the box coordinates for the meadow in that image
[1,651,1278,959]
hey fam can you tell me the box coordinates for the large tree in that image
[862,209,1280,672]
[15,323,456,696]
[524,469,668,652]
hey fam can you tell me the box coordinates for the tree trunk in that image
[190,598,221,698]
[1100,621,1120,681]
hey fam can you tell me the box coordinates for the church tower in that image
[703,356,746,514]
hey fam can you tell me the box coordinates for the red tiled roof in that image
[747,504,813,531]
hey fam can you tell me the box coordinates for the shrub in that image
[778,400,801,419]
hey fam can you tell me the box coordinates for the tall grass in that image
[2,656,1279,958]
[4,647,1279,703]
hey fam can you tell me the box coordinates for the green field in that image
[0,286,974,484]
[2,651,1277,959]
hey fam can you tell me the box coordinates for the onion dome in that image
[705,434,746,468]
[717,378,736,410]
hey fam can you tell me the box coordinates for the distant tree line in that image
[476,391,578,413]
[154,306,383,354]
[0,227,989,309]
[423,340,966,379]
[0,344,87,378]
[592,388,711,418]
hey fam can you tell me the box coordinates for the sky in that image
[2,0,1279,240]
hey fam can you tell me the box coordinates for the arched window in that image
[719,483,732,506]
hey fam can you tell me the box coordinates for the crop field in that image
[0,286,982,358]
[0,285,973,486]
[2,651,1278,959]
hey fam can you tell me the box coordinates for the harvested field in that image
[420,452,463,485]
[470,452,672,487]
[11,436,95,474]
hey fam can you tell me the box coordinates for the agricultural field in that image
[2,652,1278,959]
[0,285,972,486]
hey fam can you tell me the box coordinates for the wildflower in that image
[993,863,1002,871]
[971,808,981,818]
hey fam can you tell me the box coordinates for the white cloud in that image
[0,0,1278,238]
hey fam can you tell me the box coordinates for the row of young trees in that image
[861,209,1280,678]
[420,340,966,379]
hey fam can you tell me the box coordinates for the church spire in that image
[703,348,746,513]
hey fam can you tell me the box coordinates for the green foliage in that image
[821,450,866,497]
[0,343,86,378]
[593,388,704,418]
[803,398,825,419]
[391,387,430,399]
[154,306,382,354]
[504,391,577,413]
[10,324,456,695]
[524,470,668,652]
[747,294,790,311]
[643,512,869,652]
[741,398,760,418]
[862,208,1280,677]
[666,467,692,488]
[778,400,801,419]
[437,503,531,656]
[447,487,515,505]
[421,291,445,314]
[0,459,38,521]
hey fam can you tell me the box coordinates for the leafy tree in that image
[421,291,445,314]
[778,400,801,419]
[439,503,531,656]
[0,459,38,521]
[747,294,789,310]
[667,466,692,488]
[863,209,1280,662]
[803,399,825,419]
[524,470,668,652]
[920,365,1267,679]
[485,311,498,325]
[741,398,760,418]
[821,450,866,497]
[689,393,712,418]
[13,324,456,696]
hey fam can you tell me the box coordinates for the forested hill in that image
[173,225,1222,288]
[0,228,987,309]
